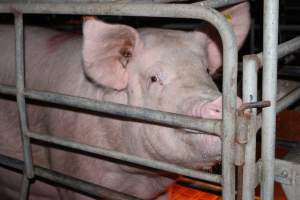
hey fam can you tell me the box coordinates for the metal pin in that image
[239,101,271,112]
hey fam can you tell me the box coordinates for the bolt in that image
[281,169,289,178]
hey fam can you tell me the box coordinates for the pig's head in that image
[82,2,250,170]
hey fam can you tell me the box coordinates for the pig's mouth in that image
[182,128,206,134]
[181,128,217,137]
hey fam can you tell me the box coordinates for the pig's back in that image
[0,25,87,95]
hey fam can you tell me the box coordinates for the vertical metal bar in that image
[222,17,238,200]
[20,176,30,200]
[242,56,258,200]
[15,13,34,180]
[261,0,279,199]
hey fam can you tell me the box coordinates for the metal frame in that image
[0,1,300,200]
[0,1,239,200]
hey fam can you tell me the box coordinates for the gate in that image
[0,1,300,200]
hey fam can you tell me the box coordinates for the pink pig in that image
[0,2,250,200]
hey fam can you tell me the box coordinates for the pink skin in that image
[189,96,243,119]
[0,2,250,200]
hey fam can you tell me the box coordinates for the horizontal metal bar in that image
[238,100,270,112]
[277,87,300,113]
[0,84,222,136]
[256,87,300,132]
[28,131,222,183]
[1,0,246,8]
[256,36,300,68]
[0,1,241,17]
[0,153,141,200]
[193,0,246,8]
[1,0,191,3]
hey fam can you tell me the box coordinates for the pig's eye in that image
[150,76,158,83]
[147,75,163,89]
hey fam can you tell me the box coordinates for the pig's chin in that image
[176,129,222,170]
[184,154,221,171]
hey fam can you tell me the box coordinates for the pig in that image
[0,2,250,200]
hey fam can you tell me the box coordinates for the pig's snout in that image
[185,96,242,119]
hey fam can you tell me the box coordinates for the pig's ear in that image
[82,19,140,90]
[195,2,250,74]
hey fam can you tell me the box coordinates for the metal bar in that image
[242,55,258,200]
[14,13,34,180]
[235,115,247,166]
[27,131,222,183]
[20,176,30,200]
[261,0,279,199]
[256,87,300,132]
[193,0,246,8]
[0,84,222,136]
[0,154,141,200]
[256,36,300,68]
[1,0,191,3]
[0,2,242,19]
[26,89,222,135]
[2,0,246,7]
[239,101,270,111]
[0,4,238,199]
[276,87,300,113]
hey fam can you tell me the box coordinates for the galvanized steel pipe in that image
[193,0,246,8]
[20,176,30,200]
[28,131,223,183]
[261,0,279,199]
[0,84,222,136]
[3,0,247,8]
[276,87,300,113]
[257,36,300,67]
[14,13,34,181]
[242,55,258,200]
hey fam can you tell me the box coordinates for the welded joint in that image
[234,114,250,166]
[255,159,262,187]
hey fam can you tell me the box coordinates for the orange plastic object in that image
[168,184,220,200]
